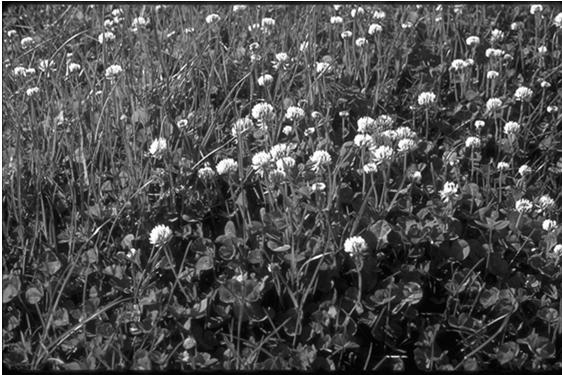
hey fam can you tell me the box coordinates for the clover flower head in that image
[276,156,296,172]
[487,70,499,80]
[98,31,116,44]
[440,181,459,203]
[363,162,378,174]
[485,48,505,58]
[205,13,221,24]
[251,102,275,124]
[486,98,503,112]
[450,59,468,72]
[395,126,416,140]
[281,125,293,136]
[372,10,386,20]
[538,195,555,211]
[261,17,276,28]
[547,105,558,113]
[375,114,394,129]
[497,161,510,171]
[518,164,532,176]
[355,37,368,48]
[341,30,353,39]
[269,169,287,183]
[285,106,305,122]
[304,127,315,136]
[357,116,376,133]
[474,120,485,129]
[216,158,238,176]
[197,165,216,181]
[149,224,172,247]
[132,16,149,29]
[530,4,543,14]
[351,7,365,18]
[311,182,326,192]
[26,87,39,97]
[330,16,343,24]
[252,151,272,175]
[231,117,253,137]
[466,36,480,46]
[309,150,332,172]
[232,5,247,12]
[344,236,367,256]
[68,62,81,73]
[417,91,436,106]
[257,73,273,87]
[105,64,123,79]
[6,29,17,38]
[368,23,383,35]
[270,143,292,161]
[540,80,551,88]
[515,199,533,213]
[371,145,394,163]
[490,29,505,43]
[503,121,521,135]
[316,61,332,75]
[38,59,55,72]
[13,66,27,77]
[514,86,533,102]
[398,138,417,153]
[25,68,36,76]
[149,138,167,158]
[553,244,562,256]
[354,134,373,148]
[538,45,548,54]
[465,136,481,148]
[555,12,562,28]
[21,36,34,49]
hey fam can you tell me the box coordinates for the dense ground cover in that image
[2,3,562,371]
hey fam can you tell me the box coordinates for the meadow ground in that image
[2,3,562,371]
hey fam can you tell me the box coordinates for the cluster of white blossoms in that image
[354,134,374,148]
[485,48,505,59]
[497,161,510,171]
[98,31,116,44]
[503,121,521,135]
[13,66,35,77]
[231,117,253,138]
[216,158,238,176]
[465,136,481,148]
[149,224,172,247]
[252,151,272,177]
[149,138,167,158]
[537,195,555,212]
[344,236,367,256]
[20,36,34,49]
[518,164,532,176]
[330,16,343,24]
[341,30,353,39]
[26,87,40,97]
[309,150,332,172]
[257,73,273,87]
[542,219,558,232]
[197,165,216,182]
[285,106,305,122]
[68,62,81,74]
[371,145,394,163]
[368,23,383,35]
[486,98,503,112]
[205,13,220,24]
[397,138,416,153]
[515,199,533,213]
[38,59,55,72]
[449,59,471,72]
[251,102,275,125]
[490,29,505,43]
[357,116,376,133]
[439,182,459,203]
[486,70,499,80]
[105,64,123,79]
[417,92,436,106]
[355,37,368,48]
[466,36,480,46]
[514,86,533,102]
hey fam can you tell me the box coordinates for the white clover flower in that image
[547,105,558,113]
[538,195,555,211]
[381,130,397,141]
[355,37,368,48]
[485,48,505,58]
[344,236,367,256]
[372,10,386,20]
[68,62,81,73]
[375,114,394,129]
[38,59,55,72]
[216,158,238,176]
[351,7,365,18]
[112,8,123,17]
[269,169,287,183]
[315,61,332,75]
[257,73,273,87]
[252,151,272,176]
[105,64,123,79]
[465,136,481,148]
[450,59,468,72]
[514,86,533,102]
[368,23,383,35]
[490,29,505,43]
[21,36,34,49]
[275,52,290,63]
[395,126,416,140]
[530,4,543,14]
[555,12,562,28]
[417,91,436,106]
[540,81,551,89]
[231,117,253,137]
[354,134,373,148]
[357,116,376,133]
[176,119,189,129]
[474,120,486,129]
[439,181,459,203]
[6,29,17,38]
[232,5,247,12]
[515,198,533,213]
[510,22,524,31]
[25,68,36,76]
[503,54,514,62]
[261,17,275,28]
[398,138,417,153]
[465,58,475,66]
[197,166,216,181]
[503,121,521,135]
[538,45,548,54]
[98,31,116,44]
[149,224,172,247]
[149,138,167,158]
[205,13,220,24]
[362,162,378,174]
[285,106,305,122]
[410,170,422,182]
[251,102,275,123]
[132,16,149,29]
[553,244,562,257]
[466,36,480,46]
[310,150,332,172]
[280,126,292,136]
[311,111,322,121]
[276,156,296,172]
[330,16,344,24]
[486,98,503,112]
[372,145,394,163]
[26,87,39,97]
[497,161,510,171]
[310,182,326,192]
[13,66,27,77]
[487,70,499,80]
[518,164,532,176]
[104,18,114,29]
[270,143,291,161]
[341,30,353,39]
[304,127,316,136]
[401,22,414,29]
[339,110,350,118]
